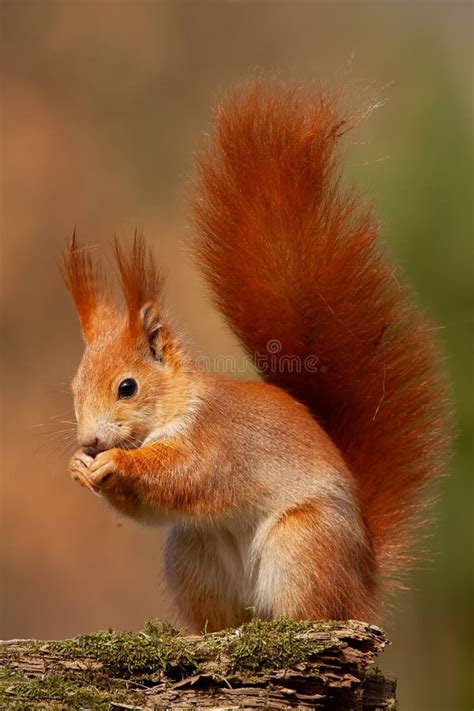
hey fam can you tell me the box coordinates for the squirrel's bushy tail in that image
[192,81,452,588]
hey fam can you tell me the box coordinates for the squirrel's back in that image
[192,80,452,591]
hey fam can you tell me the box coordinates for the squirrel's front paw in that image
[69,450,96,491]
[88,449,122,489]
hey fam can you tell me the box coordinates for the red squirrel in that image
[63,81,451,632]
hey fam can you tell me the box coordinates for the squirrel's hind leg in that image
[251,501,377,621]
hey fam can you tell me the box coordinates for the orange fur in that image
[61,231,113,340]
[114,233,164,334]
[192,80,452,589]
[263,501,376,620]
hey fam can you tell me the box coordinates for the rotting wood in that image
[0,619,397,709]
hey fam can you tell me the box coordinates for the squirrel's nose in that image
[80,437,105,457]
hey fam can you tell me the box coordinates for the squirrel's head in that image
[62,234,190,454]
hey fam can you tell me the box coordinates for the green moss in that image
[49,619,197,678]
[0,667,140,710]
[226,618,333,673]
[3,674,110,709]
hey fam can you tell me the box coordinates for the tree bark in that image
[0,620,396,709]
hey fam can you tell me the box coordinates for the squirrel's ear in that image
[115,234,166,335]
[61,234,114,342]
[140,300,167,362]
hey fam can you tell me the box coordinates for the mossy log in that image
[0,619,396,710]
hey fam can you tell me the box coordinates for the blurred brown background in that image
[1,2,472,709]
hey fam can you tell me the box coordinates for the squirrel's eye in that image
[118,378,138,400]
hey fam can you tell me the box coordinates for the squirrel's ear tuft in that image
[140,300,167,362]
[114,233,165,337]
[61,232,113,341]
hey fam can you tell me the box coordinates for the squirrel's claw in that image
[69,450,103,495]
